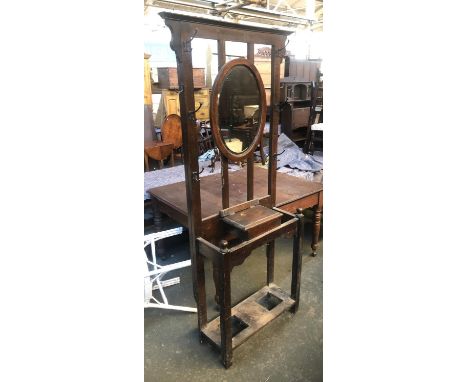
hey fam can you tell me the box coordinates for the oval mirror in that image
[210,58,266,161]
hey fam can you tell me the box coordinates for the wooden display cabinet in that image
[161,88,210,121]
[279,58,322,146]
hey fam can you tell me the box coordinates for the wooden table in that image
[149,166,323,255]
[144,141,174,171]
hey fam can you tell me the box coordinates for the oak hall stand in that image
[159,12,300,368]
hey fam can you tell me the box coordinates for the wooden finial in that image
[219,240,229,251]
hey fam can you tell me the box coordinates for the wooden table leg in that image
[311,205,322,256]
[291,208,304,313]
[170,150,175,167]
[151,199,166,259]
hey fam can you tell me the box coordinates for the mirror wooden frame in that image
[210,58,267,162]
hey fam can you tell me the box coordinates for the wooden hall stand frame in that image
[157,12,320,368]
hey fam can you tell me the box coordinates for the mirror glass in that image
[217,65,261,153]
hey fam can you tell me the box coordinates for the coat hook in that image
[265,149,286,164]
[194,101,203,113]
[275,40,289,58]
[189,29,198,42]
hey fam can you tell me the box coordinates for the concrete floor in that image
[144,210,322,381]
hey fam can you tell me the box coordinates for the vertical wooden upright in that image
[246,43,255,201]
[218,39,230,209]
[163,21,207,329]
[268,42,286,206]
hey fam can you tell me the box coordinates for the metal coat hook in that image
[271,149,286,159]
[275,40,289,57]
[264,149,286,165]
[188,102,203,123]
[191,166,204,183]
[183,29,198,53]
[188,29,198,42]
[194,102,203,113]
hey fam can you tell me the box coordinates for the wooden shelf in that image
[201,284,295,350]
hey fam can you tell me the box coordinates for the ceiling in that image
[144,0,323,31]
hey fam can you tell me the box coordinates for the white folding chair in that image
[144,227,196,313]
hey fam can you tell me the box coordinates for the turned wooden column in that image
[311,205,322,256]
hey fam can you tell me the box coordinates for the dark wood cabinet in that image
[280,58,322,146]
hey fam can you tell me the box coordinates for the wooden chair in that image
[161,114,183,162]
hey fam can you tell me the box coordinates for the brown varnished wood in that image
[221,155,229,209]
[210,58,266,162]
[222,205,282,240]
[247,43,254,63]
[218,241,232,368]
[144,141,174,171]
[217,39,226,70]
[219,198,259,217]
[149,167,321,222]
[158,12,297,369]
[160,12,289,46]
[161,114,183,150]
[268,44,283,205]
[164,20,205,332]
[224,216,297,260]
[312,203,323,257]
[247,156,254,200]
[291,208,304,313]
[247,42,258,191]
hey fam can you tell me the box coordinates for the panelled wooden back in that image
[161,114,183,149]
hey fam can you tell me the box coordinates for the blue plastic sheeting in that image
[262,133,323,172]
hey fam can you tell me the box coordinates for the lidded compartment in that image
[219,198,283,240]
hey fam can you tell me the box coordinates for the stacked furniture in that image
[144,53,174,171]
[280,58,322,147]
[157,67,211,122]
